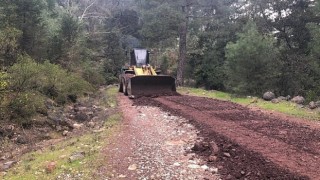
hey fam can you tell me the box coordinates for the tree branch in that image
[80,0,97,21]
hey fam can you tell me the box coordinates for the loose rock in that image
[208,155,217,162]
[87,121,95,128]
[73,123,83,129]
[1,161,16,171]
[271,98,280,104]
[263,92,275,101]
[128,164,137,171]
[45,161,57,173]
[210,142,219,155]
[62,130,69,136]
[69,152,85,163]
[201,165,209,170]
[315,101,320,107]
[309,101,317,109]
[16,136,28,144]
[188,164,201,169]
[209,167,218,174]
[291,96,305,104]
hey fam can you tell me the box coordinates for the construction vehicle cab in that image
[119,48,176,98]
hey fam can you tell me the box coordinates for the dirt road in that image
[99,94,220,179]
[104,94,320,180]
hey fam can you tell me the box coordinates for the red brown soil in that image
[98,94,219,179]
[133,95,320,180]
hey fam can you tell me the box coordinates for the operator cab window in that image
[134,49,147,67]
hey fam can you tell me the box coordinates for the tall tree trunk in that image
[176,2,190,86]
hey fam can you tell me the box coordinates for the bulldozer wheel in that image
[119,79,124,92]
[127,80,132,96]
[123,80,128,96]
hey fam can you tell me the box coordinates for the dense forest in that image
[0,0,320,122]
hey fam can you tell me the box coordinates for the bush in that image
[82,62,106,86]
[105,73,119,85]
[0,72,8,119]
[8,55,93,105]
[8,55,41,91]
[0,72,8,101]
[39,61,93,103]
[8,91,46,124]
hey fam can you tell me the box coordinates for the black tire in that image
[119,78,123,92]
[123,80,128,96]
[127,79,132,96]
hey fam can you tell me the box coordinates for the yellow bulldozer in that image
[119,48,176,98]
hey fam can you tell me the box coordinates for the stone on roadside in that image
[263,92,275,101]
[69,152,85,163]
[309,101,317,109]
[62,130,69,136]
[277,96,286,101]
[188,164,201,169]
[315,101,320,107]
[209,167,219,174]
[223,152,231,157]
[210,142,219,155]
[87,121,95,128]
[201,165,209,170]
[128,164,137,171]
[291,96,305,104]
[45,161,57,173]
[208,155,217,162]
[73,123,83,129]
[192,142,209,152]
[1,161,16,171]
[173,162,181,166]
[16,136,28,144]
[271,98,280,104]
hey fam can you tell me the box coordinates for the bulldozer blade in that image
[127,76,176,97]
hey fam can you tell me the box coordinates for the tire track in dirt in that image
[168,96,320,156]
[133,95,319,179]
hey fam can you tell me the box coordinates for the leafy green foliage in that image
[0,71,8,102]
[8,91,46,123]
[225,21,280,95]
[8,55,93,105]
[140,3,183,47]
[193,50,225,90]
[82,62,106,87]
[38,61,93,104]
[0,27,22,66]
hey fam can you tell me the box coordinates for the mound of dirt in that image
[133,95,318,179]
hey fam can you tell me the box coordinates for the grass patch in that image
[178,87,320,120]
[99,86,118,108]
[2,87,121,179]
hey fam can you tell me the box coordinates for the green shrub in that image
[39,61,93,103]
[82,63,106,86]
[0,71,8,101]
[105,73,118,85]
[8,55,93,105]
[306,90,319,103]
[8,91,46,124]
[8,55,41,91]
